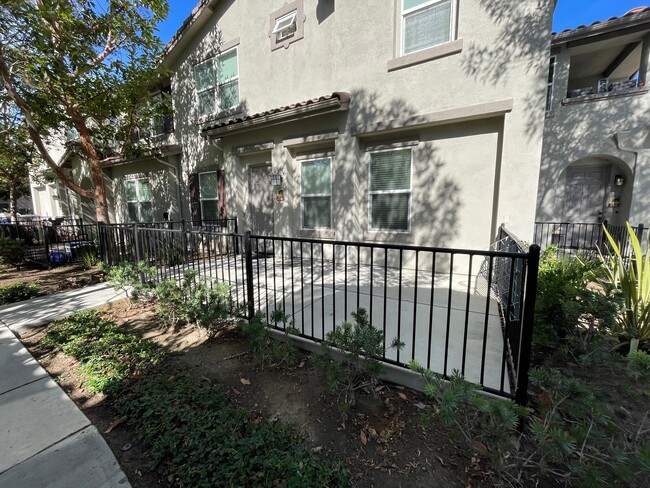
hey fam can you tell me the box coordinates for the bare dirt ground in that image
[22,299,493,488]
[0,263,103,295]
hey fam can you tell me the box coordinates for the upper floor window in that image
[125,178,153,223]
[369,149,412,232]
[546,56,556,112]
[194,47,239,118]
[402,0,455,55]
[270,1,305,51]
[272,11,297,41]
[301,157,332,229]
[199,171,219,220]
[150,87,174,136]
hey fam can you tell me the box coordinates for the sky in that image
[156,1,648,44]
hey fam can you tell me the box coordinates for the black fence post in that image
[515,244,540,406]
[181,220,189,264]
[42,224,51,268]
[636,223,644,247]
[244,230,255,320]
[96,222,104,262]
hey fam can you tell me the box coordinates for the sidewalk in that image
[0,283,130,488]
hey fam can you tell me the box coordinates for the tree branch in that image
[0,45,93,200]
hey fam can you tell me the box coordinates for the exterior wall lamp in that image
[615,175,625,186]
[269,167,283,187]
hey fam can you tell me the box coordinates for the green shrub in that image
[526,367,650,486]
[115,367,349,488]
[627,350,650,380]
[240,310,298,368]
[152,278,187,328]
[43,310,165,395]
[410,362,526,470]
[319,308,403,416]
[0,282,40,304]
[152,272,233,338]
[102,261,156,302]
[534,247,617,358]
[0,237,25,268]
[80,247,99,268]
[184,278,232,339]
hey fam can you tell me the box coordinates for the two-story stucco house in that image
[536,7,650,235]
[35,0,554,252]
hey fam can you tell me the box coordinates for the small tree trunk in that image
[9,182,18,223]
[89,159,110,223]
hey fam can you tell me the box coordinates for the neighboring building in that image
[36,0,554,251]
[536,7,650,229]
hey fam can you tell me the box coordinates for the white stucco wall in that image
[166,0,552,249]
[537,45,650,226]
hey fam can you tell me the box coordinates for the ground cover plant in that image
[116,366,349,488]
[0,236,25,268]
[0,281,40,304]
[40,309,349,488]
[42,310,165,395]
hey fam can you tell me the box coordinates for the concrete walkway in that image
[0,283,130,488]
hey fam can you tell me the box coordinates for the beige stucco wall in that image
[166,0,552,248]
[537,46,650,227]
[108,158,181,223]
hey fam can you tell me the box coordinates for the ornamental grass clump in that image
[596,222,650,353]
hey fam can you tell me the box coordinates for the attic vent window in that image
[273,11,297,41]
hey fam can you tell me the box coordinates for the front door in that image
[248,165,274,237]
[562,164,609,249]
[563,165,608,223]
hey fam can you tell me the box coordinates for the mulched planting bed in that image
[22,299,484,488]
[0,262,103,296]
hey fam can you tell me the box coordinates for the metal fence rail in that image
[534,221,646,259]
[1,221,97,266]
[102,224,538,404]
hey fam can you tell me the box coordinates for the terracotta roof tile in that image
[552,6,650,37]
[202,92,351,132]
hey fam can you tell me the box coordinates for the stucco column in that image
[639,33,650,88]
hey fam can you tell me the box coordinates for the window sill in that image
[363,230,413,244]
[387,39,463,72]
[298,228,335,240]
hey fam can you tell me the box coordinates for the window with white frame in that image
[369,149,412,232]
[402,0,455,55]
[546,56,556,112]
[301,157,332,229]
[194,47,239,118]
[272,10,297,41]
[125,178,153,223]
[199,171,219,220]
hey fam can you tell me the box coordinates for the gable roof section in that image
[552,7,650,46]
[163,0,221,67]
[202,92,351,139]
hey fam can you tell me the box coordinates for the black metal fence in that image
[534,221,646,259]
[1,220,97,266]
[96,223,539,404]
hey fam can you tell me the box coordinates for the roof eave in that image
[552,10,650,47]
[202,96,351,139]
[162,0,220,68]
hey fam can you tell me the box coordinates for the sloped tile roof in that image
[552,6,650,38]
[202,92,351,134]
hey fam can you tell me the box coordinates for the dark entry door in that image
[248,165,274,237]
[562,165,609,249]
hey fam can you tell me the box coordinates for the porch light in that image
[269,167,283,187]
[615,175,625,186]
